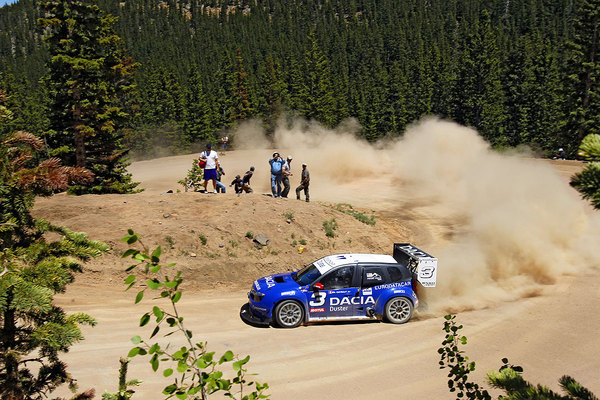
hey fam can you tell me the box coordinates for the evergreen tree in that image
[139,66,183,128]
[458,10,506,146]
[38,0,140,194]
[255,55,286,136]
[182,67,214,144]
[387,61,409,134]
[294,31,337,127]
[563,0,600,154]
[230,47,254,123]
[0,127,107,399]
[211,53,236,137]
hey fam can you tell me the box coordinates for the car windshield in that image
[291,263,322,286]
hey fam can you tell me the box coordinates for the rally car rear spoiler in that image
[393,243,437,287]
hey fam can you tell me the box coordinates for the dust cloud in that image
[389,118,600,314]
[229,115,600,315]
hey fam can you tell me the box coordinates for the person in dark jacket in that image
[296,163,310,202]
[230,175,244,194]
[242,166,255,193]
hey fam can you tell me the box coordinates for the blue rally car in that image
[240,243,437,328]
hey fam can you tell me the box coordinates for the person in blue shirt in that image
[268,153,284,197]
[215,166,226,193]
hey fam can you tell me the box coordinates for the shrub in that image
[323,218,338,237]
[332,203,377,226]
[179,159,204,192]
[571,162,600,209]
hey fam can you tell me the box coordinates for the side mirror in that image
[312,282,324,291]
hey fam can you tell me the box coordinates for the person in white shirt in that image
[281,155,293,198]
[199,143,220,193]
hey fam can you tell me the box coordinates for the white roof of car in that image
[313,253,397,274]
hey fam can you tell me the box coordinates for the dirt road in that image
[57,273,600,399]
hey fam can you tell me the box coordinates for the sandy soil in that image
[34,119,600,399]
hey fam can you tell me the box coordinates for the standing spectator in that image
[296,163,310,202]
[242,166,255,193]
[230,175,244,194]
[281,155,293,198]
[216,166,226,193]
[221,136,229,151]
[269,152,285,197]
[200,143,220,193]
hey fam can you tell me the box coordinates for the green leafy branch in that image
[438,315,491,400]
[120,229,269,400]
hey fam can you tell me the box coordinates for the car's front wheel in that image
[384,297,413,324]
[274,300,304,328]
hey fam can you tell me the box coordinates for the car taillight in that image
[412,279,418,296]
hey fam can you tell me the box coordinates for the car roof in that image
[314,254,397,274]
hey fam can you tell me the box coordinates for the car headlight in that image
[250,288,265,302]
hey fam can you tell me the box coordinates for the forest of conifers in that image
[1,0,599,159]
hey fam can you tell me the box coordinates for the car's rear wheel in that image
[384,297,413,324]
[274,300,304,328]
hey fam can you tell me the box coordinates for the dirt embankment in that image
[34,192,410,289]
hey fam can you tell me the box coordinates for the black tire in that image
[384,297,413,324]
[274,300,304,328]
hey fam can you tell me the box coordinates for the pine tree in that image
[295,31,337,127]
[256,55,286,136]
[0,126,108,399]
[488,367,599,400]
[38,0,140,194]
[139,66,183,128]
[230,47,254,124]
[211,53,235,136]
[182,67,212,144]
[463,10,506,145]
[562,0,600,154]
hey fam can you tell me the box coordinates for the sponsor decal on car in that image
[374,281,411,290]
[281,290,296,296]
[310,308,325,313]
[265,275,276,288]
[254,280,261,290]
[366,272,382,281]
[330,306,349,312]
[362,288,373,295]
[397,244,431,258]
[309,292,326,307]
[330,296,375,306]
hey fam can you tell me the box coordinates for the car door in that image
[354,265,387,317]
[306,264,358,320]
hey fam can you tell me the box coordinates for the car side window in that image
[387,266,405,283]
[319,266,355,290]
[361,267,385,288]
